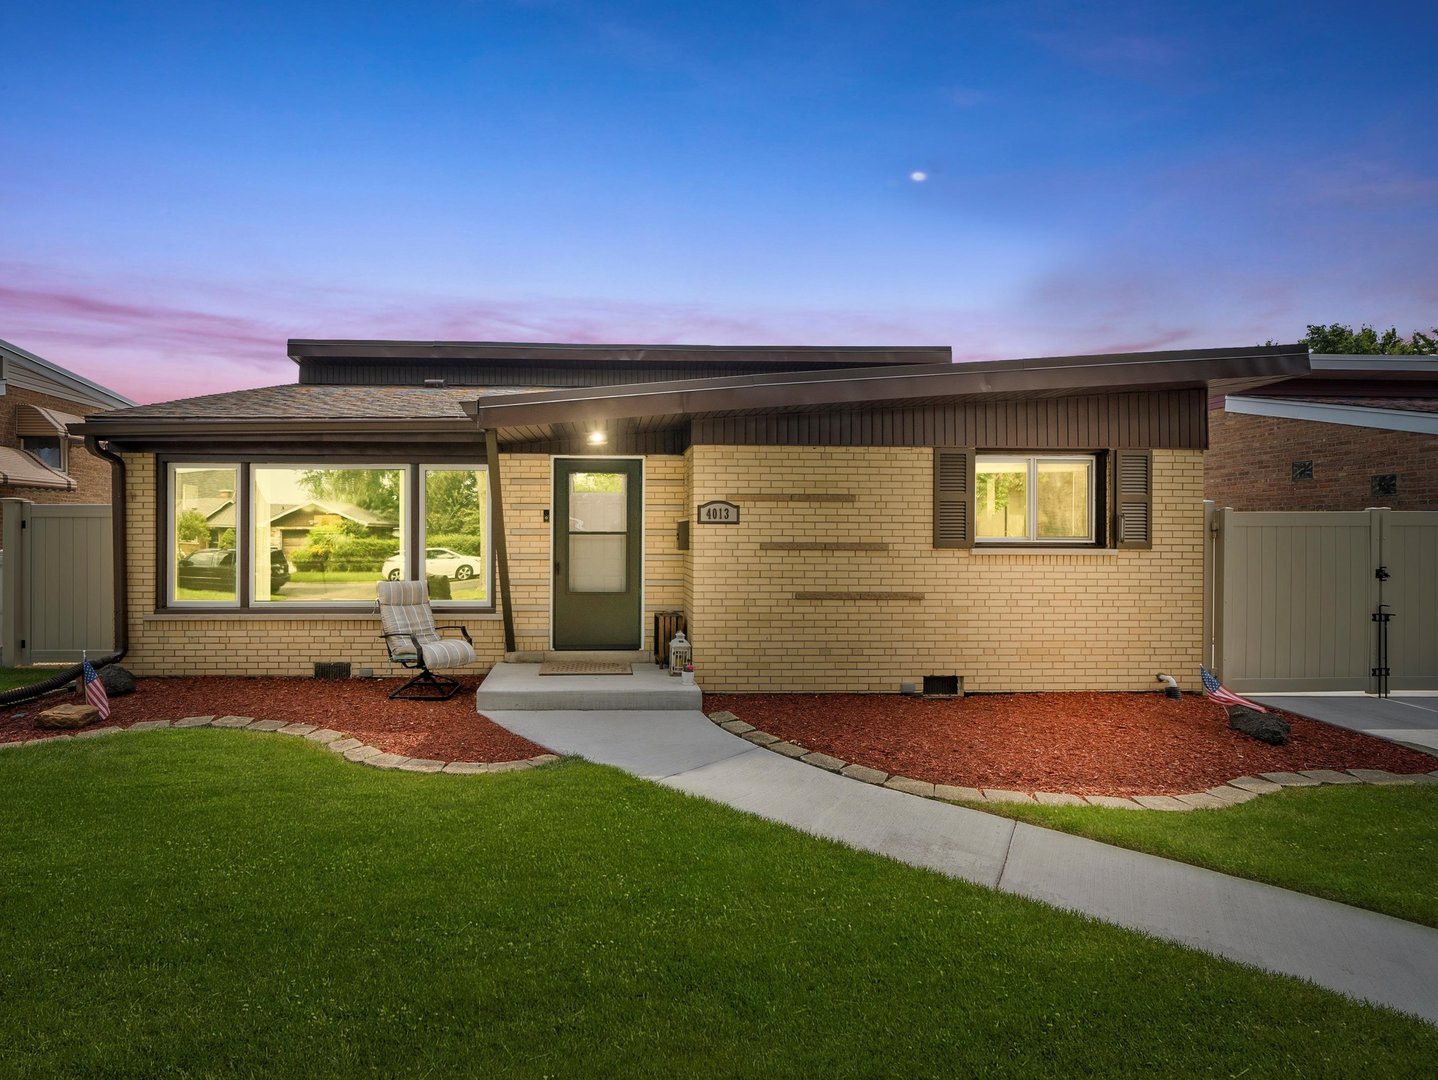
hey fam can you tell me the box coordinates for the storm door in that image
[552,458,642,649]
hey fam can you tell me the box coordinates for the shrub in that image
[292,533,400,572]
[426,533,485,556]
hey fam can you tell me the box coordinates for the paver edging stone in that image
[701,711,1437,813]
[4,715,560,776]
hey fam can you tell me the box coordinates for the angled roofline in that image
[1224,396,1438,435]
[465,344,1311,430]
[1308,354,1438,375]
[287,339,950,367]
[0,339,136,410]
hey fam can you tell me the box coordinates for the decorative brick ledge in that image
[704,712,1438,811]
[1,717,559,775]
[759,542,889,552]
[792,591,925,601]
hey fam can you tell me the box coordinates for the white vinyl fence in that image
[1,499,114,666]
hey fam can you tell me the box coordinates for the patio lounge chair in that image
[376,580,477,700]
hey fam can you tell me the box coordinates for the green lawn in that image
[957,784,1438,928]
[0,666,62,692]
[2,734,1435,1077]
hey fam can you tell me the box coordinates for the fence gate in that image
[1,499,114,665]
[1207,505,1438,693]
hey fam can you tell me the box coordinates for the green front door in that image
[552,458,643,650]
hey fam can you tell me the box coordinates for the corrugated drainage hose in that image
[0,653,123,708]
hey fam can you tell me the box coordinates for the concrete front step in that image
[504,649,653,665]
[476,662,702,712]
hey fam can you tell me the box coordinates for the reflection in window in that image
[976,459,1028,540]
[171,464,240,604]
[976,456,1094,543]
[21,436,64,470]
[421,467,489,603]
[252,466,404,602]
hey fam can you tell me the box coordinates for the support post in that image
[2,498,29,667]
[485,428,517,654]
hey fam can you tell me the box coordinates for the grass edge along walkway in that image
[956,782,1438,929]
[0,731,1435,1077]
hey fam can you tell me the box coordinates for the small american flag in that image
[1200,666,1266,713]
[82,656,111,720]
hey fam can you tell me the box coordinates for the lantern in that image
[668,630,692,676]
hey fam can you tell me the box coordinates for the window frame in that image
[21,435,67,473]
[973,452,1098,546]
[156,456,495,614]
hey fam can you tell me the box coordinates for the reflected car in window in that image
[382,547,479,582]
[177,548,289,592]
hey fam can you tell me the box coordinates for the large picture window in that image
[163,461,491,609]
[975,455,1094,543]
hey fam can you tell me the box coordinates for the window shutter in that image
[933,448,974,549]
[1115,449,1153,549]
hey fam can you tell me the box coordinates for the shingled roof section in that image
[92,384,546,422]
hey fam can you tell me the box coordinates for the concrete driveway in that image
[1253,695,1438,755]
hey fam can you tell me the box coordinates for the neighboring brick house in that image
[74,340,1307,693]
[1207,355,1438,512]
[0,340,135,536]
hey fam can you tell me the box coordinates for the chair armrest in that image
[379,630,423,658]
[434,624,474,644]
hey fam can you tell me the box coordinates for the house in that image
[0,339,135,535]
[1207,354,1438,511]
[74,340,1307,692]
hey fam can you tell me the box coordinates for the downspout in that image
[0,437,128,706]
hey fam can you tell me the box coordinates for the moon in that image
[909,170,928,182]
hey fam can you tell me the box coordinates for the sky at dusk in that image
[3,1,1436,404]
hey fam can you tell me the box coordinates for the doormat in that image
[537,662,634,676]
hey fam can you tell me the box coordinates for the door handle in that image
[555,561,562,574]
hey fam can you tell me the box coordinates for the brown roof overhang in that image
[71,416,476,441]
[288,339,950,367]
[465,345,1311,431]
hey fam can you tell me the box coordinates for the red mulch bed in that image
[0,677,547,762]
[705,692,1438,797]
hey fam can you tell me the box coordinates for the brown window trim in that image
[155,454,497,616]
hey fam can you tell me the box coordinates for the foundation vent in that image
[922,674,962,697]
[314,661,352,680]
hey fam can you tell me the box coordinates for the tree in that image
[298,468,402,521]
[1298,323,1438,355]
[175,509,209,546]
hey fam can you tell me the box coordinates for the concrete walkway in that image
[486,708,1438,1025]
[1254,694,1438,755]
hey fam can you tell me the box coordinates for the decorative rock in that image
[709,711,739,724]
[1228,707,1290,746]
[172,715,214,727]
[742,731,779,746]
[442,761,490,774]
[276,723,317,736]
[719,719,755,735]
[363,752,411,769]
[343,744,384,762]
[211,715,255,729]
[1034,792,1086,807]
[37,703,99,729]
[1132,795,1194,811]
[306,728,344,743]
[1083,795,1143,809]
[800,751,846,773]
[128,720,170,731]
[982,788,1035,804]
[934,784,983,802]
[1299,769,1362,785]
[398,758,446,773]
[97,665,138,695]
[767,741,809,759]
[326,737,363,753]
[1346,769,1413,785]
[1227,775,1284,795]
[885,776,936,797]
[1206,785,1261,805]
[1258,771,1321,787]
[72,725,122,739]
[247,720,287,732]
[1174,792,1230,810]
[842,764,890,785]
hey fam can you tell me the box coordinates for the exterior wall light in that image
[587,430,607,446]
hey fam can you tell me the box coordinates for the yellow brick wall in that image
[120,452,688,676]
[684,445,1205,693]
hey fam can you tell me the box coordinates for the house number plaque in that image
[697,500,740,524]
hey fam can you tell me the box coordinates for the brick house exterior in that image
[1206,355,1438,512]
[76,341,1307,693]
[0,340,135,536]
